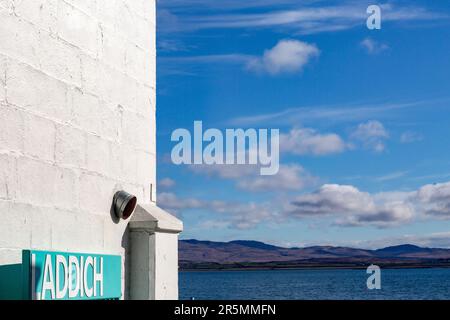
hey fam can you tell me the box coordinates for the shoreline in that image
[180,263,450,272]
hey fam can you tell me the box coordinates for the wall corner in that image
[128,204,183,300]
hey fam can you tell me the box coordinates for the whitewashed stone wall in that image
[0,0,156,299]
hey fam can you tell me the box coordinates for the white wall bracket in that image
[128,204,183,300]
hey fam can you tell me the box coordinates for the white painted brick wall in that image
[55,124,87,168]
[38,31,83,86]
[13,0,58,34]
[57,1,100,56]
[0,55,6,102]
[0,10,41,67]
[23,113,56,162]
[0,0,157,299]
[7,61,70,121]
[0,104,24,152]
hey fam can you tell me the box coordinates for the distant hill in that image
[375,244,430,256]
[179,239,450,270]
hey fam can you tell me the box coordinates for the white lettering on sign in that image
[80,256,84,298]
[94,257,104,297]
[56,255,69,299]
[37,255,104,300]
[84,256,94,298]
[68,256,80,298]
[42,254,55,299]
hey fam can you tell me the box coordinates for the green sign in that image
[22,250,121,300]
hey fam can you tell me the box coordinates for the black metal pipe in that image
[113,191,137,220]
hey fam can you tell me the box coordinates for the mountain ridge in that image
[179,239,450,270]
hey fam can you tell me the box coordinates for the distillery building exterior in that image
[0,0,182,300]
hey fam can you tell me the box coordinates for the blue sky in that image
[155,0,450,249]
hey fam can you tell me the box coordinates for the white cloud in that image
[162,39,319,76]
[209,201,276,230]
[159,0,299,11]
[160,54,251,65]
[158,191,277,230]
[158,39,195,53]
[159,3,445,34]
[158,192,204,213]
[246,39,319,75]
[198,220,232,229]
[400,131,424,143]
[159,178,176,189]
[352,120,389,140]
[159,180,450,230]
[190,163,317,192]
[288,184,372,215]
[286,184,414,227]
[229,100,425,127]
[236,164,318,192]
[375,171,408,182]
[360,37,389,54]
[350,120,389,152]
[285,180,450,227]
[416,181,450,217]
[280,127,347,156]
[189,163,256,180]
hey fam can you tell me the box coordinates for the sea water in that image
[179,268,450,300]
